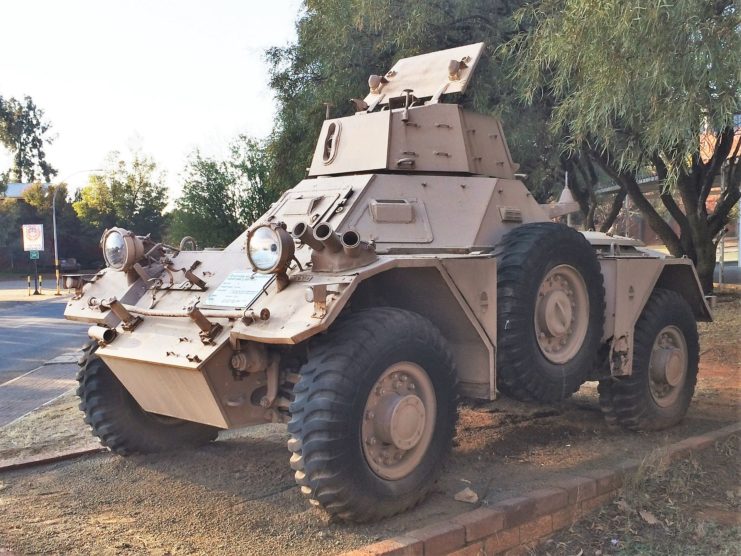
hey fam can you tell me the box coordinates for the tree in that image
[20,182,101,267]
[73,175,116,231]
[168,136,275,248]
[265,0,572,195]
[266,0,629,231]
[0,95,57,182]
[507,0,741,291]
[0,199,21,269]
[74,151,168,239]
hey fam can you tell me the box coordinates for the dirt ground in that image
[538,435,741,556]
[0,291,738,555]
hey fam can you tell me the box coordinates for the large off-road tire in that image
[287,308,457,522]
[598,289,699,431]
[77,341,219,455]
[493,222,605,402]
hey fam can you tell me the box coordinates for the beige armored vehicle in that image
[65,43,710,522]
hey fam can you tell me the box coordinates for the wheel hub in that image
[650,347,683,386]
[373,394,426,450]
[648,326,688,407]
[539,290,573,337]
[362,362,436,480]
[534,265,589,364]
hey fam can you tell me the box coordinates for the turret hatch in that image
[363,42,485,107]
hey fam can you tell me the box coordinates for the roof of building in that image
[1,182,50,199]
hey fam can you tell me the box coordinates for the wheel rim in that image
[361,362,436,481]
[534,265,590,364]
[648,325,688,408]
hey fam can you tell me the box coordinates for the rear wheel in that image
[287,308,457,522]
[599,289,698,431]
[77,341,219,455]
[494,223,605,402]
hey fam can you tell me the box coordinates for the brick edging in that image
[345,422,741,556]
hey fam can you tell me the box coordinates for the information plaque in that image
[203,271,273,309]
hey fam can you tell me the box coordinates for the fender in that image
[230,254,499,399]
[600,255,711,376]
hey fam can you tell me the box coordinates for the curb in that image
[0,447,107,473]
[344,422,741,556]
[0,351,79,389]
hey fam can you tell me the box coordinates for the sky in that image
[0,0,302,196]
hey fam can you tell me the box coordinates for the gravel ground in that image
[0,293,738,555]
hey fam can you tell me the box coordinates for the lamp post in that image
[52,169,103,295]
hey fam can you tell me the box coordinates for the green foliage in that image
[0,183,100,270]
[266,0,565,195]
[74,151,168,239]
[507,0,740,180]
[506,0,740,291]
[0,95,56,182]
[168,136,276,248]
[73,176,115,231]
[0,199,21,266]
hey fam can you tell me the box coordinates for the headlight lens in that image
[100,227,144,271]
[103,230,127,269]
[249,227,281,270]
[247,224,295,273]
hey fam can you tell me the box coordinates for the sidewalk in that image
[0,353,79,428]
[0,279,71,303]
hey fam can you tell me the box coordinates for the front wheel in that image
[287,308,457,522]
[77,342,219,455]
[598,289,699,431]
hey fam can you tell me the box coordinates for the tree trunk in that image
[694,237,717,294]
[599,189,626,232]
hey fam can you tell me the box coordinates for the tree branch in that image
[599,188,626,232]
[659,193,689,230]
[650,153,691,233]
[592,149,684,256]
[725,138,741,188]
[699,127,735,208]
[708,184,741,237]
[675,172,700,218]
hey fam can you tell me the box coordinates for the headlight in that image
[103,230,126,269]
[101,227,144,271]
[247,223,295,273]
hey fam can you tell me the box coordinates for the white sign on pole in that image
[22,224,44,251]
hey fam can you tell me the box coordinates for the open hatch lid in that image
[363,42,485,107]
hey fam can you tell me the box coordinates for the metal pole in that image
[719,235,725,286]
[52,187,61,295]
[33,260,40,295]
[48,170,104,296]
[565,171,573,228]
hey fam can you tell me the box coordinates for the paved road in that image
[0,298,88,385]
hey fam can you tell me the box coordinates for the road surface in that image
[0,297,88,385]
